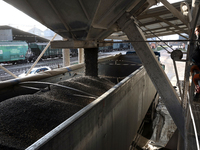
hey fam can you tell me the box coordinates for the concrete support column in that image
[62,49,70,67]
[78,48,84,63]
[84,48,98,77]
[117,16,185,138]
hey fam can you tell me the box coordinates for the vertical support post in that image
[117,16,185,138]
[84,47,98,77]
[78,48,84,63]
[182,2,200,149]
[182,45,193,109]
[172,59,183,100]
[62,38,70,67]
[62,48,70,67]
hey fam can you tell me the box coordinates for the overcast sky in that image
[0,0,47,31]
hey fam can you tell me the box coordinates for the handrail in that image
[187,92,200,150]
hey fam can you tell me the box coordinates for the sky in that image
[0,0,183,39]
[0,0,47,31]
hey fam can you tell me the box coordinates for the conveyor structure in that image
[1,0,200,149]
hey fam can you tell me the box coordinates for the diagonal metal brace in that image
[117,14,185,138]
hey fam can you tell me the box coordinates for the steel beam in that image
[117,15,185,138]
[51,40,112,48]
[143,24,186,32]
[154,16,189,35]
[139,17,181,26]
[159,0,189,27]
[137,2,182,20]
[145,31,187,39]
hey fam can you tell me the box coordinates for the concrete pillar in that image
[78,48,84,63]
[62,49,70,67]
[84,48,98,77]
[117,16,185,138]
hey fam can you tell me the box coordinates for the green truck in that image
[0,41,28,64]
[27,43,63,62]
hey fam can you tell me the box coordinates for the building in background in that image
[43,28,62,40]
[28,26,43,37]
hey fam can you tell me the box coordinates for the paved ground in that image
[157,50,200,150]
[147,49,187,150]
[159,49,186,86]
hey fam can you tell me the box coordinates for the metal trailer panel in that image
[0,41,28,62]
[26,67,157,150]
[29,43,63,58]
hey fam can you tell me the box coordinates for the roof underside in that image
[109,0,193,40]
[3,0,194,41]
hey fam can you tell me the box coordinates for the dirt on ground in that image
[0,76,114,150]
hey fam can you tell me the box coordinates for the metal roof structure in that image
[4,0,153,41]
[108,1,193,40]
[138,2,190,38]
[0,25,49,43]
[3,0,194,42]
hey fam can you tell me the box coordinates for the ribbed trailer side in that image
[0,41,28,63]
[26,67,157,150]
